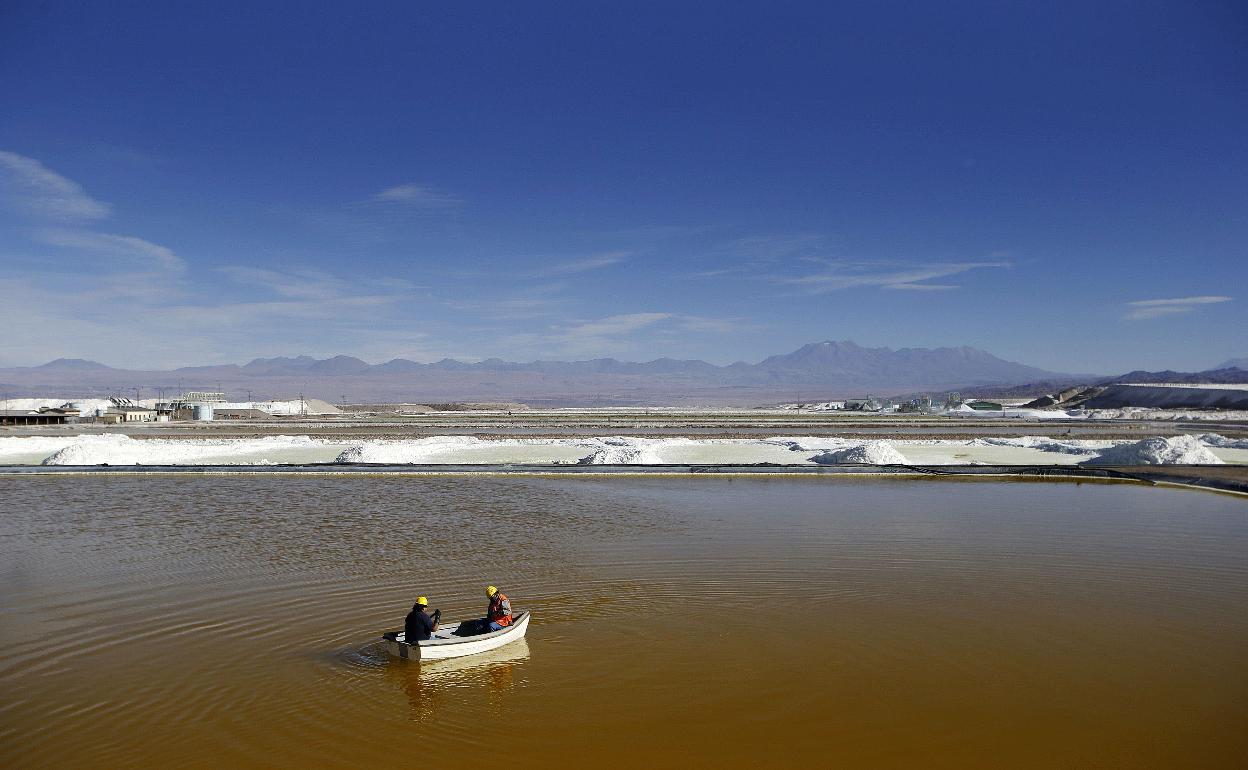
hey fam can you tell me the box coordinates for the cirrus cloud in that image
[0,149,111,221]
[372,183,462,207]
[1123,295,1232,320]
[782,260,1009,293]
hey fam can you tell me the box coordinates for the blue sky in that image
[0,1,1244,373]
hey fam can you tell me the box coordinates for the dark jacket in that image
[404,607,434,642]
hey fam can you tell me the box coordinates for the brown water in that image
[1,475,1246,768]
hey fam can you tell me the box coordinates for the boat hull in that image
[385,611,530,661]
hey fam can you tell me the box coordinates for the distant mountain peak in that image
[35,358,112,370]
[243,355,316,368]
[242,354,369,375]
[1215,356,1248,371]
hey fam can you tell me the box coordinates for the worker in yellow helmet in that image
[403,595,440,642]
[484,585,513,631]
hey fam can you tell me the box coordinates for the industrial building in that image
[0,407,80,426]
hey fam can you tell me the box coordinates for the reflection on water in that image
[0,475,1245,768]
[384,639,531,720]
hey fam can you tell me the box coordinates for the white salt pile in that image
[809,441,908,465]
[1197,433,1248,450]
[945,405,1085,420]
[766,437,853,453]
[574,437,696,464]
[334,436,482,463]
[5,432,1241,467]
[1081,435,1224,466]
[971,437,1102,456]
[1,398,117,415]
[41,434,330,465]
[0,436,79,463]
[1074,408,1248,421]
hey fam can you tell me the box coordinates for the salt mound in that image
[1198,433,1248,450]
[1081,435,1224,466]
[335,436,481,463]
[574,437,687,464]
[1,398,116,415]
[972,437,1101,456]
[253,398,342,416]
[41,434,134,465]
[809,441,907,465]
[0,436,79,462]
[42,435,325,465]
[1075,408,1248,421]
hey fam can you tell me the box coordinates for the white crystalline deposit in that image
[970,437,1103,456]
[945,405,1086,420]
[9,432,1244,468]
[573,436,699,464]
[1081,435,1224,466]
[576,437,654,464]
[1196,433,1248,450]
[0,436,79,463]
[1073,408,1248,421]
[808,441,908,465]
[334,436,483,463]
[776,402,846,411]
[246,399,342,416]
[1,398,116,415]
[41,434,328,465]
[41,434,133,464]
[764,437,848,453]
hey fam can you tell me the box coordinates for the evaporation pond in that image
[1,475,1245,768]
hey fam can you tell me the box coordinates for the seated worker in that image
[404,596,440,642]
[484,585,513,631]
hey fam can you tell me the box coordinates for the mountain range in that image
[19,343,1248,407]
[0,340,1111,406]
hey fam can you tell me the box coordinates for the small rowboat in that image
[384,611,531,661]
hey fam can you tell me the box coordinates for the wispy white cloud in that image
[0,155,453,367]
[158,294,405,327]
[0,267,426,368]
[684,265,753,278]
[372,183,462,207]
[36,229,185,271]
[442,280,572,320]
[782,260,1007,293]
[681,234,827,279]
[219,265,418,300]
[1123,295,1232,320]
[691,234,1007,293]
[724,233,827,260]
[559,312,674,340]
[669,315,757,334]
[884,283,959,291]
[0,149,111,221]
[536,251,630,276]
[490,311,749,360]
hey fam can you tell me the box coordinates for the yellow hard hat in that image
[486,585,498,597]
[415,596,428,606]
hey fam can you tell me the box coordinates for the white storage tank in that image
[192,404,214,421]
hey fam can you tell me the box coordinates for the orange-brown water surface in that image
[2,475,1246,768]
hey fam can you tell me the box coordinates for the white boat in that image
[384,611,531,661]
